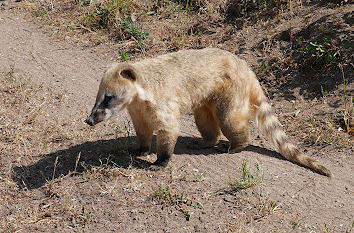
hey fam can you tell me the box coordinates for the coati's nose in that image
[85,118,94,126]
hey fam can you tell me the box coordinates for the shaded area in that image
[256,11,353,100]
[224,0,352,29]
[224,0,288,26]
[12,136,283,190]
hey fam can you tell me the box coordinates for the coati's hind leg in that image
[190,104,221,149]
[215,97,250,153]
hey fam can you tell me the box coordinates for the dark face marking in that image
[101,94,115,108]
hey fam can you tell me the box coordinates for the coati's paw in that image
[137,146,151,156]
[216,142,247,153]
[148,159,169,171]
[130,146,151,156]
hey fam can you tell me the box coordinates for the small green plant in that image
[2,67,27,94]
[123,14,149,40]
[183,210,191,221]
[334,64,354,134]
[192,171,205,182]
[258,199,280,219]
[154,188,203,209]
[307,225,317,232]
[123,14,149,50]
[321,85,328,97]
[33,6,49,17]
[259,61,269,73]
[296,35,304,43]
[118,48,130,61]
[230,161,263,191]
[79,207,91,224]
[240,31,247,40]
[79,0,91,7]
[80,161,90,173]
[153,187,203,221]
[81,0,132,33]
[291,218,304,230]
[71,207,91,228]
[259,0,268,10]
[297,37,339,66]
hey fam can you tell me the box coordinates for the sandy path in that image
[0,10,109,118]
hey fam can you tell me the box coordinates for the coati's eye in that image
[105,94,114,101]
[101,93,115,108]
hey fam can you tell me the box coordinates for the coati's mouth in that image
[85,107,113,126]
[84,117,96,126]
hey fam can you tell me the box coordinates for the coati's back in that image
[132,48,253,113]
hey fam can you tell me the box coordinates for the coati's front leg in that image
[129,110,153,156]
[149,129,178,171]
[134,124,153,156]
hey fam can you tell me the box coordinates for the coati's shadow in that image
[12,136,283,190]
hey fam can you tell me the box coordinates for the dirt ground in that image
[0,0,353,232]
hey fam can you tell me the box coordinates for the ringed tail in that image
[250,80,333,177]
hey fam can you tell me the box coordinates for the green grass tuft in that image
[230,161,263,191]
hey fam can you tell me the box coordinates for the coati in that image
[85,48,332,177]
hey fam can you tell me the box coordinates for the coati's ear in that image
[120,66,138,81]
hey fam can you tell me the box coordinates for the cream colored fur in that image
[86,48,332,176]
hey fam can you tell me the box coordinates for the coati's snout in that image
[85,93,116,126]
[85,107,112,126]
[84,118,94,126]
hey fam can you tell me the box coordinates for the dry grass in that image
[152,186,204,221]
[0,67,79,157]
[224,187,280,232]
[281,112,352,152]
[22,0,306,58]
